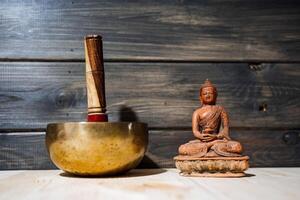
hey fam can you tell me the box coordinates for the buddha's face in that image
[200,87,216,105]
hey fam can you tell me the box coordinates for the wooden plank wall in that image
[0,0,299,169]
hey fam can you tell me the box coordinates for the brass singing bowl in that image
[46,122,148,176]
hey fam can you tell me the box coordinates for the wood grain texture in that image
[0,129,299,169]
[0,62,299,129]
[1,0,300,61]
[0,169,300,200]
[0,133,55,169]
[85,36,107,114]
[146,130,300,168]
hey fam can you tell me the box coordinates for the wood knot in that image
[282,132,299,145]
[249,63,263,71]
[55,91,74,108]
[258,103,268,112]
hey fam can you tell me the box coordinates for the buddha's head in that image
[199,79,217,105]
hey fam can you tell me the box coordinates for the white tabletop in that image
[0,168,299,200]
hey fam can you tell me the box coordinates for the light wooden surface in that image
[0,168,299,200]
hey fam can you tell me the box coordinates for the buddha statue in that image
[178,79,243,158]
[174,79,249,177]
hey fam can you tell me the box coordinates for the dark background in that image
[0,0,299,169]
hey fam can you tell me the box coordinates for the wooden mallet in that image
[84,35,108,122]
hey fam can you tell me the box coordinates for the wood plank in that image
[0,62,299,129]
[0,133,55,169]
[0,168,300,200]
[1,0,300,61]
[146,129,300,168]
[1,129,299,169]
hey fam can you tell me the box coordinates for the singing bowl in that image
[46,122,148,176]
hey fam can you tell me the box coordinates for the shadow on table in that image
[244,173,255,177]
[59,168,167,179]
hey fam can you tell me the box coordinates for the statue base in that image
[174,156,249,178]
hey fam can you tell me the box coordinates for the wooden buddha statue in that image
[174,79,249,177]
[179,79,242,158]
